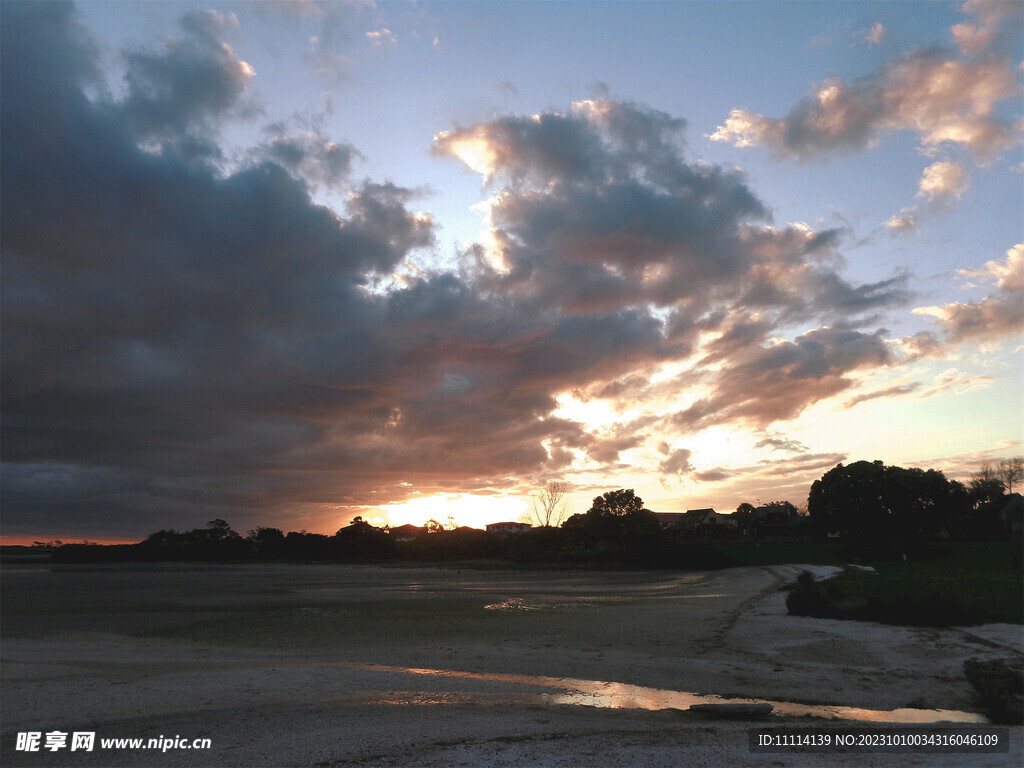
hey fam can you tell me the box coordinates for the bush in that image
[785,570,835,618]
[964,658,1024,724]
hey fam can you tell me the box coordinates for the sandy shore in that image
[1,562,1021,766]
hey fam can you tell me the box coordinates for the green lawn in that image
[800,542,1023,626]
[709,541,846,567]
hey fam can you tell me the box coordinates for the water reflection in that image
[342,663,986,724]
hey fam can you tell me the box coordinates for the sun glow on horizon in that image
[373,493,530,530]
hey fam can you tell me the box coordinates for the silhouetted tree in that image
[732,503,755,534]
[969,463,1007,509]
[882,466,968,543]
[809,461,888,543]
[246,526,285,558]
[563,489,660,550]
[965,461,1015,540]
[283,530,332,559]
[998,457,1024,494]
[204,519,240,541]
[808,461,968,550]
[590,488,646,517]
[528,482,570,527]
[334,518,394,560]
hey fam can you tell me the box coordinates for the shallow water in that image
[342,663,987,724]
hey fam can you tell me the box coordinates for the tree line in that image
[808,457,1022,554]
[46,457,1022,565]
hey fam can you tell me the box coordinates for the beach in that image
[1,562,1020,766]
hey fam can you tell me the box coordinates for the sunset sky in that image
[2,0,1021,542]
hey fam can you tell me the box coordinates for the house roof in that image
[388,524,427,539]
[654,512,687,523]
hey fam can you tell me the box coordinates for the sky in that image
[1,0,1022,543]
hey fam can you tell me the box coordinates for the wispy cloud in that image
[843,382,922,409]
[710,3,1020,161]
[366,28,397,48]
[914,243,1024,343]
[754,434,810,454]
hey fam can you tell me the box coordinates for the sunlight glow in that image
[436,132,499,177]
[552,392,619,428]
[378,493,529,530]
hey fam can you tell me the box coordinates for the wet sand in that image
[1,562,1021,766]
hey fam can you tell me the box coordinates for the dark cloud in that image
[699,318,776,364]
[1,3,915,540]
[438,100,907,330]
[1,3,434,537]
[658,446,694,477]
[121,9,256,156]
[0,3,677,538]
[729,227,911,326]
[255,127,362,189]
[435,100,769,314]
[582,434,644,465]
[807,272,911,319]
[675,328,892,430]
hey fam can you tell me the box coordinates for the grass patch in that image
[787,542,1023,626]
[709,541,845,568]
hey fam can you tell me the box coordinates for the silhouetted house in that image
[485,521,531,536]
[751,503,811,543]
[678,508,738,536]
[1000,494,1023,538]
[752,504,797,524]
[388,524,427,542]
[653,512,687,529]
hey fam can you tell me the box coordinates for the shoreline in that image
[2,562,1020,766]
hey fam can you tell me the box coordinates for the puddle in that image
[484,598,545,611]
[341,663,987,724]
[482,594,730,611]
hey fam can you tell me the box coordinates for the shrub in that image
[785,570,835,618]
[964,658,1024,724]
